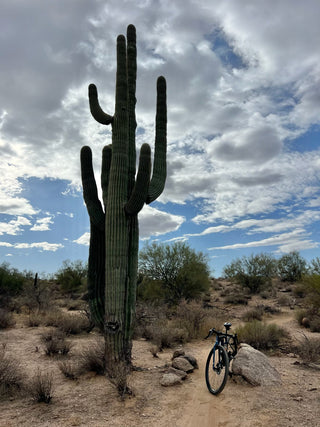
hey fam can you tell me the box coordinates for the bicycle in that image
[204,322,238,395]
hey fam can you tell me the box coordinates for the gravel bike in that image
[204,322,238,395]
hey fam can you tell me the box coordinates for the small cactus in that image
[81,25,167,371]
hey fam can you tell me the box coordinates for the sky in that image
[1,0,320,278]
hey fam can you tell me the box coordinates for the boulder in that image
[231,344,281,386]
[172,357,194,373]
[167,366,187,380]
[183,354,198,369]
[160,373,182,387]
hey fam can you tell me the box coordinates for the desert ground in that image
[0,281,319,427]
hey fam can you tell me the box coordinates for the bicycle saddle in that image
[224,322,232,330]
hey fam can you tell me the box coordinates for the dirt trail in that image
[0,310,320,426]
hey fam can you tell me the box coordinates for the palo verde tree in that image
[80,25,167,376]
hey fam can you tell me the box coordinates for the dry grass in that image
[0,347,24,399]
[77,338,106,375]
[294,334,320,364]
[28,370,54,403]
[0,309,15,329]
[40,329,73,356]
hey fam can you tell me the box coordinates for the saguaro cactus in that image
[80,24,167,372]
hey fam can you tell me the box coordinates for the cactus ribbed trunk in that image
[80,25,167,375]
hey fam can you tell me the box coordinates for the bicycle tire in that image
[205,344,229,395]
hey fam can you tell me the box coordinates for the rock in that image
[231,344,281,386]
[167,366,187,380]
[301,317,310,327]
[183,354,198,369]
[160,373,182,387]
[172,349,185,359]
[172,357,194,373]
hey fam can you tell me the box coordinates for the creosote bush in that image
[236,320,287,350]
[0,347,24,399]
[294,334,320,364]
[0,308,15,329]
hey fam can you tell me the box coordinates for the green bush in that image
[236,320,287,350]
[56,260,87,294]
[139,242,210,304]
[223,253,276,293]
[0,263,25,304]
[277,251,306,282]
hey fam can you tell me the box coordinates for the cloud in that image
[14,242,63,252]
[74,205,185,244]
[211,125,282,163]
[208,229,318,254]
[74,232,90,246]
[0,216,31,235]
[30,217,53,231]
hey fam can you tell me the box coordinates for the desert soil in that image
[0,307,319,426]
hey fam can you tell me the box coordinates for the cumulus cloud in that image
[139,205,185,239]
[30,217,53,231]
[1,0,320,273]
[0,216,31,235]
[14,242,63,252]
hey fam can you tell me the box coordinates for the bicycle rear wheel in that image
[205,344,229,395]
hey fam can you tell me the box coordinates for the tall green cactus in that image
[80,24,167,371]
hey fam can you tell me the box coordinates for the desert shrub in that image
[303,274,320,310]
[149,323,188,350]
[294,335,320,363]
[40,309,90,334]
[277,294,292,306]
[309,316,320,332]
[137,277,165,302]
[28,370,54,403]
[277,251,307,282]
[223,253,276,293]
[236,320,287,350]
[308,257,320,275]
[0,263,25,308]
[139,241,210,304]
[224,294,249,305]
[0,309,15,329]
[56,313,91,335]
[241,306,264,322]
[41,329,72,356]
[20,273,52,312]
[174,300,210,339]
[58,361,79,380]
[56,260,87,294]
[0,348,24,398]
[295,309,309,326]
[77,339,105,375]
[26,312,42,327]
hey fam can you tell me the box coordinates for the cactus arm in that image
[125,143,151,216]
[101,145,112,210]
[88,84,113,125]
[80,146,105,230]
[146,76,167,204]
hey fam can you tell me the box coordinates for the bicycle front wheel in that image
[205,344,229,395]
